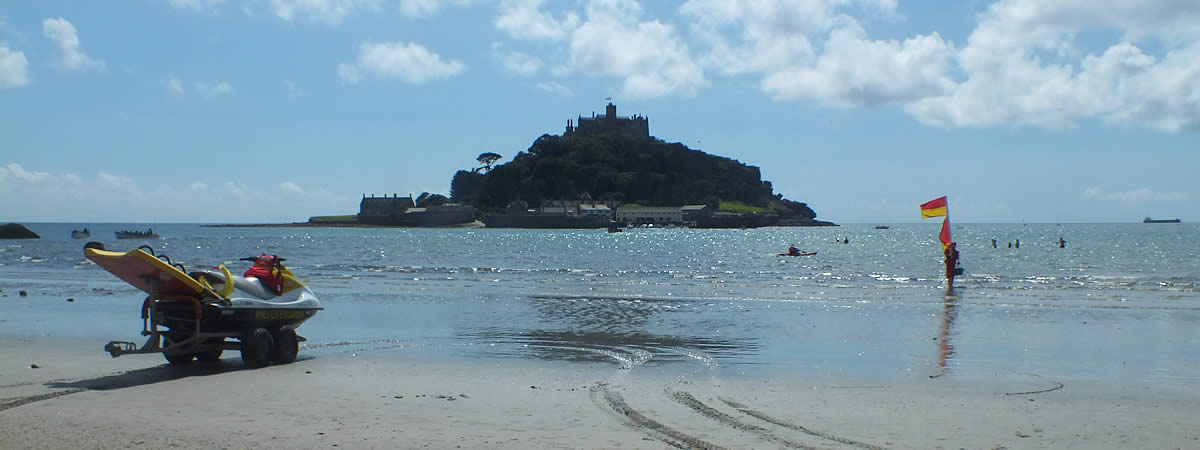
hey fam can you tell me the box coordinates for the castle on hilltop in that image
[564,102,649,139]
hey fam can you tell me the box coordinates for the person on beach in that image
[944,242,959,284]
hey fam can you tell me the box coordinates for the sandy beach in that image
[2,337,1196,450]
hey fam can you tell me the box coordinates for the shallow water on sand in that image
[2,222,1198,388]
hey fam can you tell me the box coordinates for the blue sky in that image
[1,0,1197,223]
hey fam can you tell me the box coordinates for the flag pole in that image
[920,196,956,287]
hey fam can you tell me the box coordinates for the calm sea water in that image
[2,222,1198,388]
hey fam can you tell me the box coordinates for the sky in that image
[1,0,1197,224]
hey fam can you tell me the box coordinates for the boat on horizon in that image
[71,228,90,239]
[874,225,890,229]
[1143,217,1181,224]
[115,228,159,239]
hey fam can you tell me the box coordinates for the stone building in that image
[359,194,414,221]
[564,103,649,139]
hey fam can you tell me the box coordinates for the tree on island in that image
[416,192,449,208]
[476,152,502,173]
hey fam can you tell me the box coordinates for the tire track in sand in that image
[0,388,88,412]
[718,397,887,450]
[667,389,820,449]
[590,382,727,450]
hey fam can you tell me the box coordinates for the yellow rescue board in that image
[85,247,204,296]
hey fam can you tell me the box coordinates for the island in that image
[223,103,835,229]
[0,223,40,239]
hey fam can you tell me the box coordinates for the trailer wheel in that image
[272,328,299,364]
[197,338,224,362]
[241,327,274,368]
[164,352,195,365]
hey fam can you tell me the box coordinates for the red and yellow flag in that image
[939,217,952,250]
[920,196,948,219]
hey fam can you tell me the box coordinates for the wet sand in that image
[2,338,1197,449]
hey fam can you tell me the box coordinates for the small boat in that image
[115,228,159,239]
[71,228,91,239]
[874,225,890,229]
[778,251,817,257]
[1143,217,1181,223]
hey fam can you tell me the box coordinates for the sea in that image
[2,222,1198,390]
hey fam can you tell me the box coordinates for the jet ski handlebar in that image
[240,256,286,262]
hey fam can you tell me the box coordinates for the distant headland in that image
[223,103,835,229]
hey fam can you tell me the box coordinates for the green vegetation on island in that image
[449,132,828,225]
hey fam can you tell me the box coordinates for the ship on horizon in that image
[1143,217,1181,223]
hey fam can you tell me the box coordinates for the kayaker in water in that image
[787,244,801,256]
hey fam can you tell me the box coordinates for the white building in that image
[616,206,683,225]
[579,204,612,216]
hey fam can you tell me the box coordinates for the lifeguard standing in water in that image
[944,242,959,285]
[921,196,959,287]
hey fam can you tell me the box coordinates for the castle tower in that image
[605,103,616,121]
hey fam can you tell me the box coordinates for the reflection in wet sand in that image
[460,329,756,368]
[938,288,959,374]
[460,294,758,367]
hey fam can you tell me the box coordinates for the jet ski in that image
[84,243,322,368]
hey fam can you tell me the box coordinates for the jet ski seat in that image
[232,276,277,299]
[193,269,277,300]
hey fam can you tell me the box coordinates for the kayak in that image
[778,251,817,256]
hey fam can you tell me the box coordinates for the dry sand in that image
[2,338,1198,449]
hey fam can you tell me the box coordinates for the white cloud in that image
[675,0,1200,132]
[167,77,185,95]
[567,2,708,99]
[494,44,544,76]
[168,0,228,9]
[680,0,949,106]
[97,171,139,192]
[397,0,474,18]
[761,24,956,107]
[280,181,303,193]
[1085,186,1191,202]
[194,80,232,97]
[0,163,50,184]
[906,0,1200,132]
[535,80,572,96]
[681,0,899,75]
[285,79,301,97]
[491,0,706,99]
[169,0,467,22]
[267,0,380,24]
[0,162,354,222]
[0,43,30,88]
[338,41,466,84]
[496,0,580,40]
[42,17,105,72]
[336,63,359,83]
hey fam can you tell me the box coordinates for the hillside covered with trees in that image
[449,133,828,225]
